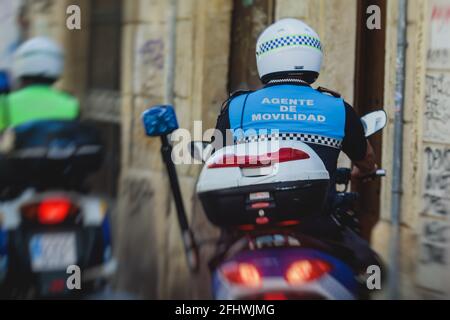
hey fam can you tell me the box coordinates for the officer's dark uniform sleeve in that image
[215,107,230,137]
[341,102,367,162]
[215,90,252,147]
[215,101,232,147]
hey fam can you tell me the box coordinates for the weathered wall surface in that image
[8,0,89,98]
[276,0,357,103]
[374,0,428,299]
[115,0,232,299]
[375,0,450,299]
[416,0,450,297]
[0,0,23,71]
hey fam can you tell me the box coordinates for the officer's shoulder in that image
[5,90,19,101]
[315,86,342,98]
[5,88,30,105]
[229,89,253,100]
[221,89,253,112]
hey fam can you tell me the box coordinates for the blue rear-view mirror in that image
[141,105,179,137]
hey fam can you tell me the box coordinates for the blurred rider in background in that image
[0,37,79,131]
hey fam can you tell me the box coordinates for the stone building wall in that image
[374,0,450,299]
[415,0,450,298]
[115,0,232,299]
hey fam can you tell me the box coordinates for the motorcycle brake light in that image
[48,279,66,293]
[38,198,73,224]
[263,293,287,300]
[285,260,331,284]
[221,263,262,287]
[238,224,256,231]
[256,217,270,225]
[21,197,78,225]
[251,202,271,209]
[278,220,301,227]
[208,148,310,169]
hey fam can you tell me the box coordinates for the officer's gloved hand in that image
[351,164,379,183]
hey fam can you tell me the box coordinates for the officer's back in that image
[216,18,377,190]
[2,84,78,129]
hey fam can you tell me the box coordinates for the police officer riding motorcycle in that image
[0,37,79,131]
[0,37,114,299]
[213,18,382,272]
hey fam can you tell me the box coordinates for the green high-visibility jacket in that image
[0,85,79,131]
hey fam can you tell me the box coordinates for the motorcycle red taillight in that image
[21,197,79,225]
[208,148,310,169]
[285,259,331,284]
[263,293,288,300]
[221,262,262,287]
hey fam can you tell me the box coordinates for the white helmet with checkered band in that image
[256,18,323,84]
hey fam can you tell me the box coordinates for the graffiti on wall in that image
[139,38,164,70]
[133,27,165,98]
[419,146,450,294]
[428,1,450,69]
[417,217,450,292]
[424,73,450,144]
[130,32,166,168]
[422,145,450,217]
[122,176,154,217]
[420,220,449,265]
[417,0,450,295]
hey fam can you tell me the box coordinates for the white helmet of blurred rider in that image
[12,37,64,81]
[256,18,323,84]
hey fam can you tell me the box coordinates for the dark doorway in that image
[353,0,387,241]
[84,0,122,198]
[228,0,275,92]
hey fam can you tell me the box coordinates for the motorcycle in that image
[0,120,116,299]
[141,105,387,300]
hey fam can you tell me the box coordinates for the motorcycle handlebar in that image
[359,169,386,180]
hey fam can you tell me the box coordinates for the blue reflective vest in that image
[228,84,346,149]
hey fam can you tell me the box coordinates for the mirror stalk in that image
[160,134,200,273]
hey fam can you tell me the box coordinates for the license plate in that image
[29,233,77,272]
[249,192,271,201]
